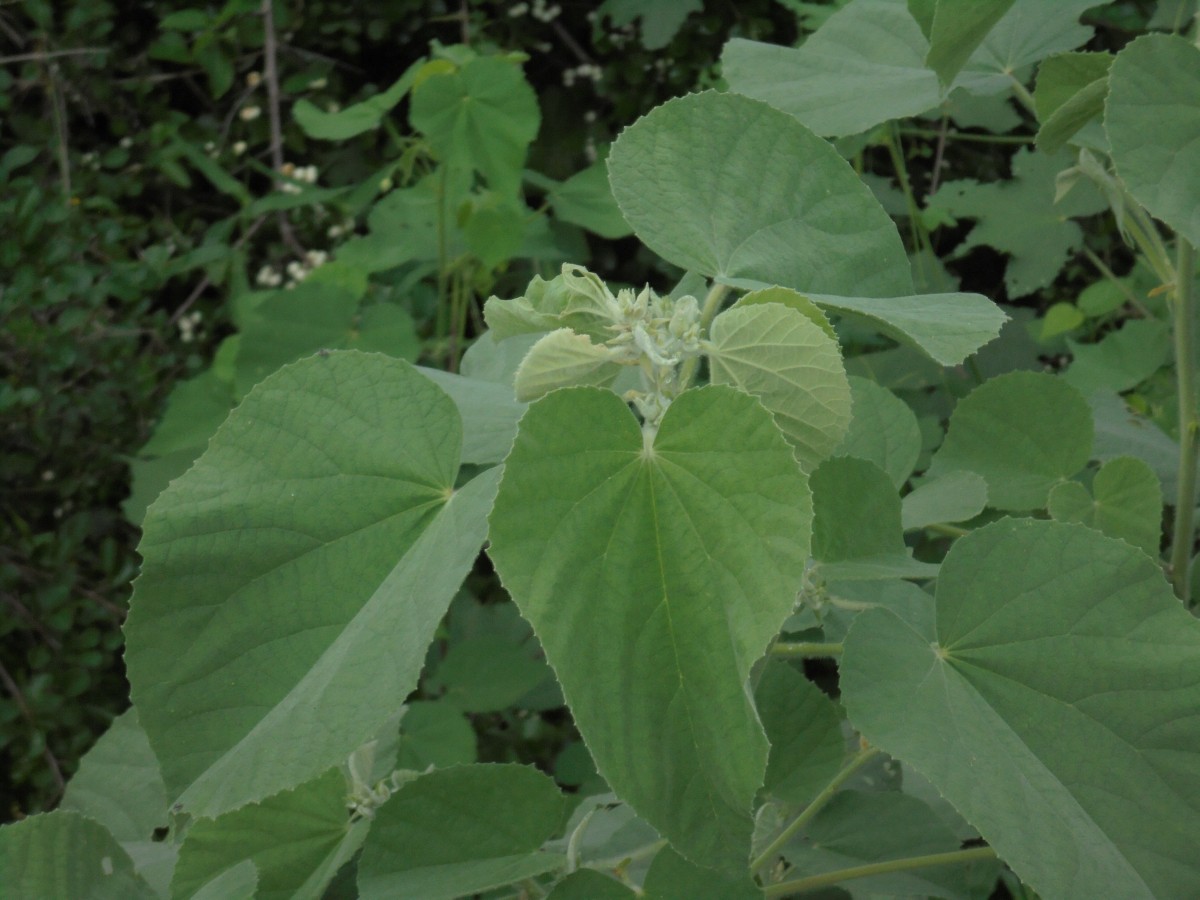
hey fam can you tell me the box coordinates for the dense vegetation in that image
[3,2,1199,899]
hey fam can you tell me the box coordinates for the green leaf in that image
[723,0,940,137]
[549,160,632,239]
[901,471,989,530]
[607,91,913,298]
[597,0,703,50]
[811,459,902,563]
[489,386,812,871]
[410,57,539,194]
[807,291,1007,366]
[926,0,1016,88]
[781,790,1000,898]
[1033,51,1114,154]
[953,0,1099,95]
[293,63,419,140]
[0,810,157,900]
[841,518,1200,900]
[394,701,476,770]
[429,636,550,713]
[1049,456,1163,556]
[834,376,921,488]
[1035,52,1114,122]
[357,764,565,900]
[416,367,525,465]
[171,768,366,900]
[929,371,1092,510]
[755,661,845,807]
[1036,77,1109,154]
[139,370,235,458]
[931,148,1107,297]
[707,301,852,470]
[513,328,622,402]
[235,285,419,396]
[1090,391,1179,498]
[1062,318,1170,397]
[1038,301,1085,340]
[61,709,168,846]
[1106,34,1200,244]
[733,285,836,340]
[642,847,761,900]
[125,353,500,818]
[547,869,635,899]
[189,861,257,900]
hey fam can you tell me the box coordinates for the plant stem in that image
[1006,73,1037,115]
[435,164,450,358]
[261,0,303,256]
[752,745,882,875]
[761,845,998,898]
[898,127,1034,145]
[883,125,931,261]
[926,523,969,538]
[771,642,843,659]
[680,282,731,388]
[1171,237,1197,604]
[1080,245,1151,317]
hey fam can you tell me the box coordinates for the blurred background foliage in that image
[0,0,1173,821]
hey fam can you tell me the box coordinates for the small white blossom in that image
[239,106,261,121]
[246,71,261,87]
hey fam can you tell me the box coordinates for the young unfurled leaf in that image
[513,328,622,402]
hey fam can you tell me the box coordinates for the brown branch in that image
[0,47,108,65]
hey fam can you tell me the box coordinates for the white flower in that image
[232,141,247,156]
[239,106,261,121]
[246,71,261,88]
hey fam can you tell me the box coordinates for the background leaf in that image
[929,371,1093,510]
[841,518,1200,900]
[489,386,812,871]
[925,0,1016,88]
[833,376,921,488]
[1048,456,1163,556]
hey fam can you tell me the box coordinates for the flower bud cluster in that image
[600,284,704,429]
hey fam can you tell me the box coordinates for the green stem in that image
[680,282,731,389]
[1171,238,1198,604]
[762,845,998,898]
[771,642,843,659]
[926,523,969,538]
[883,125,931,260]
[1080,246,1151,318]
[752,746,882,875]
[1006,73,1037,115]
[898,127,1034,145]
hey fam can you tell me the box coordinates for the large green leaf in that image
[925,0,1016,88]
[707,301,852,470]
[722,0,940,137]
[356,764,565,899]
[841,518,1200,900]
[1062,318,1170,397]
[0,810,157,900]
[546,869,635,899]
[643,847,761,899]
[125,352,500,818]
[929,371,1093,510]
[1106,34,1200,245]
[607,91,913,298]
[409,57,539,194]
[901,471,989,530]
[171,768,366,900]
[1090,391,1179,498]
[489,386,812,871]
[416,366,525,465]
[548,160,632,239]
[953,0,1098,95]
